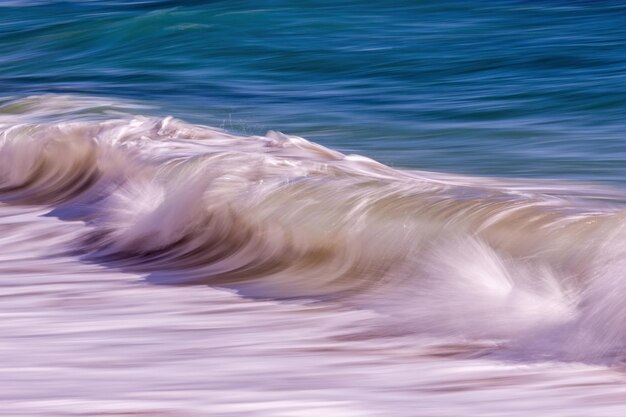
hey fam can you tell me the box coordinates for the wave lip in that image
[3,95,626,362]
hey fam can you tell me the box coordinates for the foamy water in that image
[2,95,626,416]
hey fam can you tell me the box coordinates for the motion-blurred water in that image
[3,0,626,183]
[3,2,626,416]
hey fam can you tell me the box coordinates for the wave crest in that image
[3,98,626,362]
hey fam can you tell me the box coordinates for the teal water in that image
[2,1,626,184]
[7,3,626,416]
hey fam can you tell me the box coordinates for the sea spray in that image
[2,96,626,362]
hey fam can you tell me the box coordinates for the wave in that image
[3,95,626,362]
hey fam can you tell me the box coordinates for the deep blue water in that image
[2,0,626,184]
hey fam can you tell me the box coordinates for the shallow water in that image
[3,1,626,416]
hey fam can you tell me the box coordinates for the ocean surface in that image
[3,1,626,416]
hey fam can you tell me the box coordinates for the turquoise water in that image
[7,3,626,416]
[3,0,626,183]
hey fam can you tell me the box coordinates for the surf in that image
[2,95,626,363]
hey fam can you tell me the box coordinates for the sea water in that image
[2,2,626,416]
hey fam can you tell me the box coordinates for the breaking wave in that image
[3,95,626,363]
